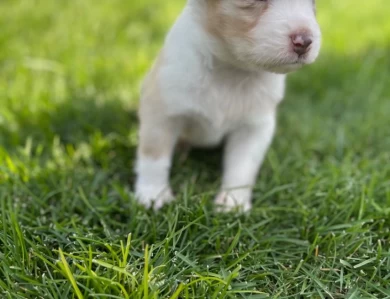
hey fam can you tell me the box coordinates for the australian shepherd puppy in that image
[135,0,321,212]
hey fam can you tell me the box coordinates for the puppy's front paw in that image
[214,189,252,213]
[135,184,174,210]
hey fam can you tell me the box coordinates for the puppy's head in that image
[199,0,321,73]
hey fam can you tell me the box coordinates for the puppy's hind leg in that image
[135,117,180,210]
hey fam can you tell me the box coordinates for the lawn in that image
[1,0,390,298]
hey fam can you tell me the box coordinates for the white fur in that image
[135,156,174,210]
[135,0,321,212]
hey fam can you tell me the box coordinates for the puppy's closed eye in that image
[236,0,268,9]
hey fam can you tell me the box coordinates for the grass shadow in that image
[0,92,138,148]
[2,49,389,206]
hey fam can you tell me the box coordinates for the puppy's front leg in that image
[135,118,179,210]
[215,116,276,212]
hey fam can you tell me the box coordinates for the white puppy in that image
[135,0,321,211]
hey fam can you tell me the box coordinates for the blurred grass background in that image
[0,0,389,297]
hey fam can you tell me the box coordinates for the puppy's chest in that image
[162,62,285,126]
[193,71,281,126]
[178,78,278,147]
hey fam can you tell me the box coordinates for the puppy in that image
[135,0,321,212]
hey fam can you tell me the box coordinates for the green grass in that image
[1,0,390,297]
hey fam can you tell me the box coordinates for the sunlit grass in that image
[0,0,389,297]
[318,0,390,53]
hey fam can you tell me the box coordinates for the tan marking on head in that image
[205,0,268,40]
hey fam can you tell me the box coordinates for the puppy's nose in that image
[291,34,312,56]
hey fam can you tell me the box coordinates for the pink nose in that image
[291,34,313,56]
